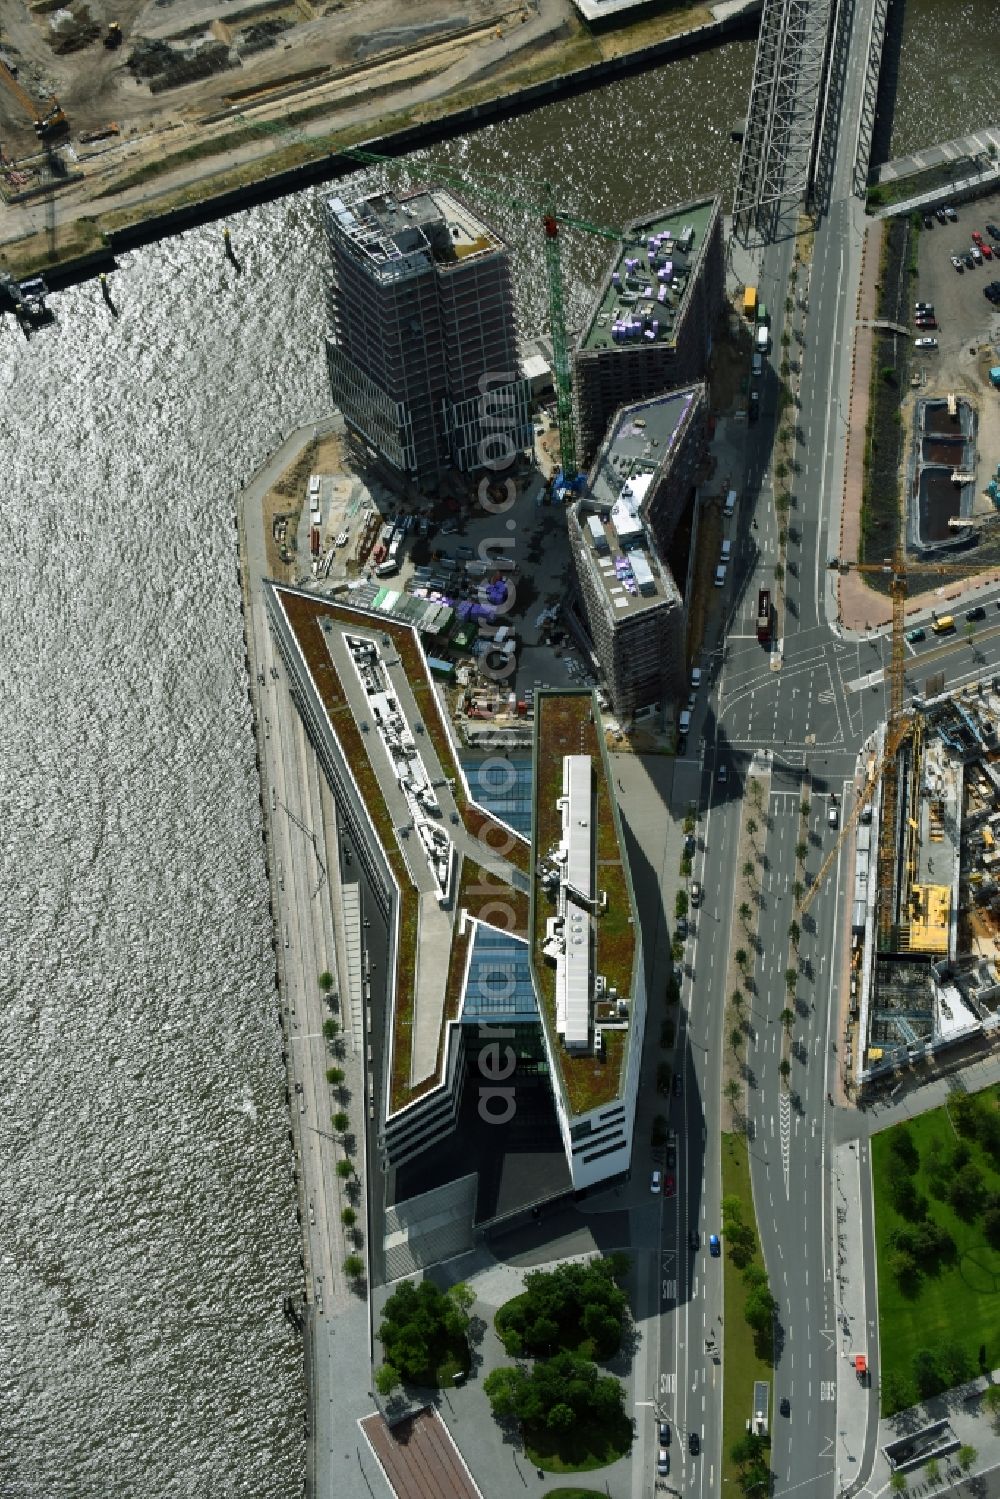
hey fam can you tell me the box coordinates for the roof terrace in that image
[325,187,501,282]
[531,691,639,1116]
[579,198,716,354]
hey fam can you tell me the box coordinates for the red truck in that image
[757,588,772,644]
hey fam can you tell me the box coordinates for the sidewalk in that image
[833,1138,877,1495]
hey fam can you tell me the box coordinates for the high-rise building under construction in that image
[323,187,532,490]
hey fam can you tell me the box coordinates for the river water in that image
[888,0,1000,157]
[0,6,991,1494]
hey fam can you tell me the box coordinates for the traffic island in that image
[720,1133,775,1493]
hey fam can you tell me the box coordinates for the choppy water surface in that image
[889,0,1000,156]
[2,0,984,1482]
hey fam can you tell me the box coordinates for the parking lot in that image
[911,190,1000,492]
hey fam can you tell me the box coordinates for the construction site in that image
[847,683,1000,1092]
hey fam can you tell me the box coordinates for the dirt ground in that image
[262,429,344,578]
[910,190,1000,505]
[0,0,526,159]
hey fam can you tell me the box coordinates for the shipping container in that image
[743,286,758,320]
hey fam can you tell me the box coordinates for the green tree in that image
[774,561,785,583]
[731,988,745,1013]
[725,1079,741,1109]
[984,1383,1000,1419]
[881,1368,914,1416]
[924,1456,939,1485]
[735,948,749,971]
[379,1278,471,1386]
[959,1444,977,1472]
[795,841,808,865]
[785,967,798,994]
[800,800,811,819]
[888,1247,920,1293]
[793,879,805,905]
[739,901,753,927]
[341,1206,357,1228]
[323,1017,339,1041]
[319,971,334,991]
[483,1365,521,1418]
[747,817,758,841]
[950,1162,986,1219]
[780,1007,794,1033]
[333,1110,350,1135]
[326,1066,345,1087]
[675,889,689,919]
[788,919,800,947]
[374,1363,398,1396]
[336,1158,354,1180]
[495,1259,627,1361]
[779,1058,791,1087]
[449,1282,476,1314]
[889,1473,907,1494]
[343,1253,365,1280]
[913,1347,944,1399]
[730,1026,744,1056]
[742,860,756,884]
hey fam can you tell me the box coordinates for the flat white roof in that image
[559,755,594,1049]
[563,755,593,898]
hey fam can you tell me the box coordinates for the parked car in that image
[659,1421,671,1446]
[675,917,688,939]
[986,284,1000,303]
[664,1173,676,1197]
[689,1228,700,1250]
[690,880,703,907]
[967,605,986,621]
[983,243,994,260]
[935,207,948,224]
[987,223,1000,240]
[657,1448,670,1477]
[914,337,938,349]
[906,627,926,643]
[915,317,937,329]
[973,230,985,246]
[964,253,976,270]
[944,204,958,221]
[951,255,965,271]
[650,1169,662,1194]
[923,214,933,229]
[915,301,934,312]
[971,246,984,264]
[709,1233,721,1257]
[684,832,696,857]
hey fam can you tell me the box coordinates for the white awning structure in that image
[555,755,593,1049]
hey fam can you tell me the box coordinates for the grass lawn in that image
[525,1410,632,1472]
[721,1134,773,1490]
[871,1095,1000,1397]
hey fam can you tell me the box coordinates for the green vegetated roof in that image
[530,689,638,1117]
[276,587,528,1113]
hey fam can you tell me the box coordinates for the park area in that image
[872,1086,1000,1414]
[721,1134,776,1494]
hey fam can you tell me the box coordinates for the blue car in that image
[709,1234,721,1257]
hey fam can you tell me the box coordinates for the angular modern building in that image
[263,581,645,1269]
[568,384,708,717]
[573,197,724,462]
[323,186,533,491]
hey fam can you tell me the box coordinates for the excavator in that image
[0,56,68,140]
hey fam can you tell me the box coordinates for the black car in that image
[987,222,1000,241]
[748,390,760,423]
[923,214,933,228]
[677,733,688,754]
[659,1421,671,1446]
[935,207,947,224]
[675,917,688,939]
[666,1144,677,1169]
[689,1432,700,1456]
[672,1072,683,1097]
[964,253,976,270]
[684,832,696,857]
[780,1397,791,1417]
[689,1228,700,1250]
[967,606,987,621]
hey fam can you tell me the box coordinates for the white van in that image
[755,324,770,352]
[714,564,727,588]
[691,666,702,690]
[374,559,399,578]
[721,539,732,562]
[724,490,737,518]
[678,709,692,734]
